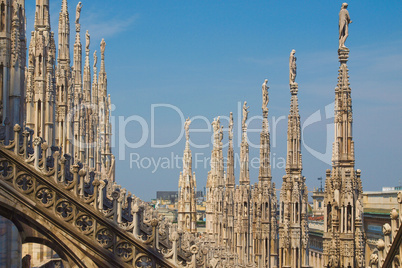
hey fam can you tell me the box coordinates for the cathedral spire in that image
[55,0,71,152]
[239,101,250,185]
[92,51,98,104]
[83,30,91,104]
[27,0,56,145]
[98,38,112,177]
[279,49,309,268]
[259,79,272,182]
[34,0,50,30]
[58,0,70,66]
[286,49,302,173]
[323,4,365,267]
[332,45,354,166]
[72,1,83,162]
[183,118,192,178]
[178,118,197,233]
[226,112,235,188]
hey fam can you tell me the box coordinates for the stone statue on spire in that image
[75,2,83,25]
[93,50,98,68]
[262,79,269,110]
[229,112,234,140]
[242,101,249,128]
[339,3,352,49]
[184,118,191,141]
[289,49,297,84]
[100,39,106,58]
[75,2,83,32]
[85,30,90,51]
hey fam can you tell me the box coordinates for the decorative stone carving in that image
[116,242,133,260]
[96,228,113,247]
[0,160,13,180]
[55,200,74,220]
[15,174,34,193]
[382,223,391,236]
[36,187,55,207]
[135,255,153,268]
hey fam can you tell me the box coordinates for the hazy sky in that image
[26,1,402,201]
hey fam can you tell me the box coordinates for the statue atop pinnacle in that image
[242,101,249,130]
[75,2,82,32]
[339,3,352,49]
[100,39,106,59]
[289,49,298,94]
[85,30,90,52]
[289,49,297,85]
[262,79,269,112]
[184,118,191,142]
[229,112,233,141]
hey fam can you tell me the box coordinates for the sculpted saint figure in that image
[93,50,97,68]
[339,3,352,48]
[242,101,249,128]
[356,199,362,219]
[229,112,233,140]
[85,30,90,51]
[75,2,83,25]
[289,49,296,84]
[76,2,82,25]
[262,79,269,109]
[100,39,106,56]
[184,118,191,141]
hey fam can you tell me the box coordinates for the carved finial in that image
[62,0,68,14]
[339,3,352,49]
[33,137,42,147]
[13,124,21,132]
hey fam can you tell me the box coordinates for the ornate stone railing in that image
[0,124,209,267]
[368,192,401,268]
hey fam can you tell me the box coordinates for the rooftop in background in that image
[382,186,402,192]
[363,188,399,217]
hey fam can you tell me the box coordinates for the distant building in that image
[156,191,179,203]
[156,191,204,204]
[308,187,400,267]
[362,189,399,265]
[312,187,325,217]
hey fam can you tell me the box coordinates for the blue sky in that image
[26,1,402,201]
